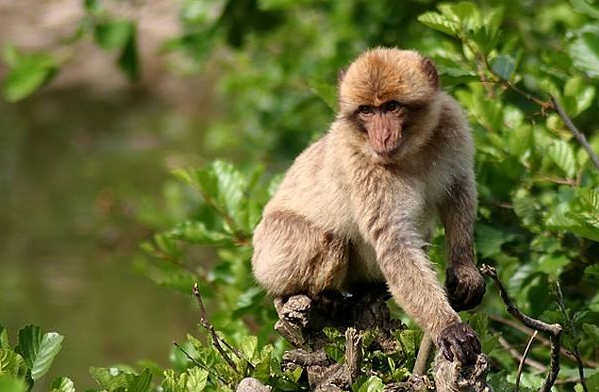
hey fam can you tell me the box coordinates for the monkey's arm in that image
[440,175,485,311]
[355,193,480,363]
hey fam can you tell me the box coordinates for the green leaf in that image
[89,367,134,391]
[475,224,516,258]
[185,367,208,392]
[240,336,258,362]
[490,55,515,80]
[0,325,9,349]
[15,326,63,381]
[0,349,28,378]
[2,51,57,102]
[129,369,152,392]
[117,25,139,81]
[0,375,26,392]
[569,27,599,78]
[51,376,75,392]
[417,12,460,37]
[166,221,232,246]
[587,372,599,392]
[94,21,134,50]
[354,375,384,392]
[547,140,577,178]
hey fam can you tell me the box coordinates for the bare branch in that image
[192,283,248,372]
[516,330,538,392]
[496,335,546,372]
[489,314,598,368]
[481,264,562,392]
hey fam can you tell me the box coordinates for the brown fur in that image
[252,48,483,343]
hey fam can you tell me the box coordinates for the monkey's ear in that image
[338,68,347,84]
[421,58,439,89]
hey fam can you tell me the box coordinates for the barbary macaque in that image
[252,48,485,363]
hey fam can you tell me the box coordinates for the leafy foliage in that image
[2,0,599,391]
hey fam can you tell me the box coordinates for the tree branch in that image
[192,283,249,372]
[549,94,599,172]
[480,264,562,392]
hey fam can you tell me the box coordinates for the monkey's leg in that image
[439,177,485,311]
[252,210,349,298]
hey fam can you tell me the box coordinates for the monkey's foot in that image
[433,351,493,392]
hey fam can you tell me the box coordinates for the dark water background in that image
[0,84,217,389]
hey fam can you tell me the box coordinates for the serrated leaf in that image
[185,367,208,392]
[569,28,599,78]
[166,221,232,246]
[51,376,75,392]
[0,349,28,378]
[355,375,384,392]
[240,336,258,362]
[417,12,460,37]
[89,367,134,391]
[129,369,152,392]
[490,55,515,80]
[547,140,577,178]
[15,326,63,381]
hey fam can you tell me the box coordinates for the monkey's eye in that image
[358,105,374,115]
[385,101,400,112]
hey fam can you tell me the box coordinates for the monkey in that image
[252,48,485,364]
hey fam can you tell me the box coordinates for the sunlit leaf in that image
[417,12,460,37]
[2,50,57,102]
[15,326,63,381]
[569,27,599,78]
[51,376,75,392]
[89,367,134,390]
[547,140,577,178]
[185,367,208,392]
[0,349,28,378]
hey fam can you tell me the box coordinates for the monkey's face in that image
[338,48,440,163]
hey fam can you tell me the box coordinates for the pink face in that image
[355,100,406,158]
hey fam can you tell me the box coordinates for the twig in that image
[496,335,546,372]
[173,341,229,385]
[413,335,433,376]
[549,94,599,172]
[516,330,538,392]
[555,281,589,392]
[192,283,248,372]
[481,265,562,392]
[489,314,598,368]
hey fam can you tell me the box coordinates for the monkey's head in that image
[338,48,441,163]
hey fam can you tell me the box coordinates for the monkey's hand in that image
[446,263,485,311]
[437,322,481,365]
